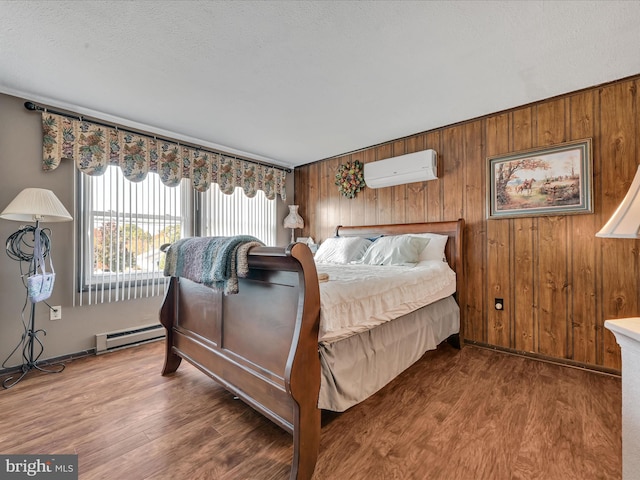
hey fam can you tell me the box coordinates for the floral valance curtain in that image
[41,113,287,200]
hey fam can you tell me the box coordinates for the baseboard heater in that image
[95,324,165,354]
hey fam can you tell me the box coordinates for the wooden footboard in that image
[160,219,464,479]
[160,243,321,480]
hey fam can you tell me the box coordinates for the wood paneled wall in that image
[295,75,640,372]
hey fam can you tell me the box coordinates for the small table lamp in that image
[0,188,72,388]
[283,205,304,244]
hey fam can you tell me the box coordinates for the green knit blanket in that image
[163,235,264,295]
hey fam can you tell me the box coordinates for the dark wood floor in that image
[0,341,621,480]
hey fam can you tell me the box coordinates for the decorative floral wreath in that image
[335,160,365,199]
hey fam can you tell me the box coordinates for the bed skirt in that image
[318,295,460,411]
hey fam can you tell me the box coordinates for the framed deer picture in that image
[487,139,593,219]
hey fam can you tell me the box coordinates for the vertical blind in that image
[76,167,186,305]
[76,167,276,306]
[201,184,276,246]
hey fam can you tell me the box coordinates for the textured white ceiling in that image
[1,1,640,168]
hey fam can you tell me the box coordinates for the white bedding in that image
[316,260,456,343]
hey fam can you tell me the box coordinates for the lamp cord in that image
[5,225,51,286]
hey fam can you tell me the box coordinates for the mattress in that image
[316,260,456,343]
[318,295,460,411]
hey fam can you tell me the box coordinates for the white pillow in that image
[314,237,372,264]
[409,233,449,262]
[358,235,430,266]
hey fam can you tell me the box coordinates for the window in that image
[76,166,277,305]
[200,184,276,246]
[76,167,188,304]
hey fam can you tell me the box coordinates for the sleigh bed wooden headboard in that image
[159,219,465,479]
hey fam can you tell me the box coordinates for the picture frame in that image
[487,139,593,219]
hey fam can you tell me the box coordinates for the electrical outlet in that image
[50,306,62,320]
[495,298,504,311]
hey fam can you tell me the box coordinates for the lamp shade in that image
[283,205,304,229]
[0,188,72,223]
[596,165,640,238]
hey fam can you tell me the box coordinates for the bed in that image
[159,219,465,480]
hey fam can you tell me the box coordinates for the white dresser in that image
[605,318,640,480]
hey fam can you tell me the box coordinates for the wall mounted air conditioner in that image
[364,149,437,188]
